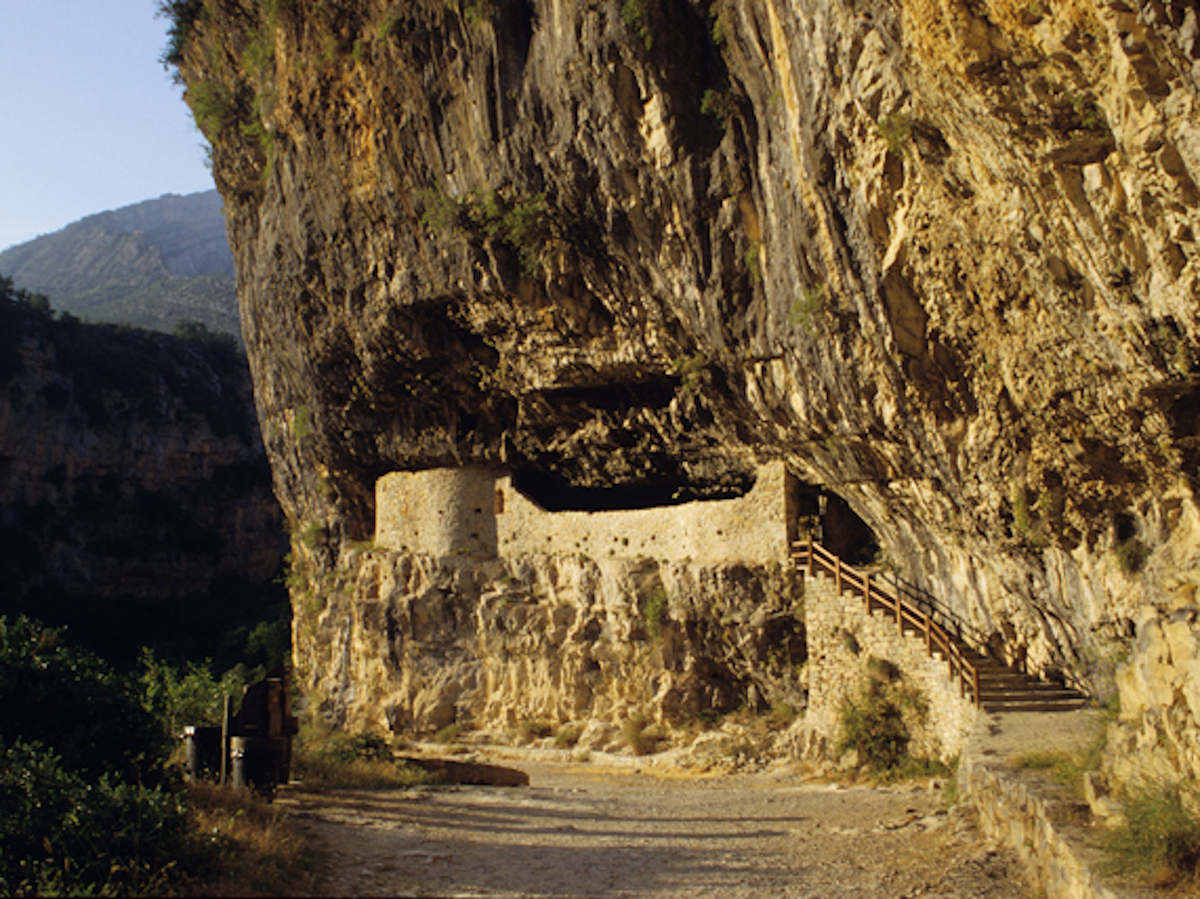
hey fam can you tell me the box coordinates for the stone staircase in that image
[965,649,1088,713]
[795,540,1089,714]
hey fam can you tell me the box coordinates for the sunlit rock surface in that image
[176,0,1200,777]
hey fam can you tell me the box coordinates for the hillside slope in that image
[0,277,284,663]
[0,191,239,337]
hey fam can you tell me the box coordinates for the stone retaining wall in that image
[803,570,977,761]
[958,710,1149,899]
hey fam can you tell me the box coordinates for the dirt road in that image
[280,757,1030,898]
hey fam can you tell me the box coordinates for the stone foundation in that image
[294,547,806,739]
[804,570,977,762]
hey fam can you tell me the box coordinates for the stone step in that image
[979,688,1086,702]
[979,672,1065,681]
[800,545,1096,712]
[982,698,1090,713]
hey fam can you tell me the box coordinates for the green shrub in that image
[744,242,761,283]
[157,0,206,67]
[0,622,203,895]
[1115,537,1149,575]
[462,0,491,27]
[876,112,912,155]
[423,188,549,273]
[420,188,460,232]
[1103,780,1200,888]
[701,87,733,126]
[555,725,582,748]
[842,630,861,656]
[138,648,250,740]
[1068,92,1106,132]
[621,0,653,49]
[643,588,669,640]
[326,731,393,764]
[672,352,706,392]
[518,720,554,742]
[622,714,666,756]
[790,282,825,333]
[837,677,926,775]
[0,740,192,897]
[0,616,169,781]
[434,723,464,744]
[768,702,797,728]
[292,725,434,790]
[187,80,237,141]
[292,405,313,442]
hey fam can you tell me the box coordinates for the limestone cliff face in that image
[0,294,285,660]
[177,0,1200,773]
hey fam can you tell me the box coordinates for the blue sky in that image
[0,1,214,251]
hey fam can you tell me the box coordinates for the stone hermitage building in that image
[375,461,799,564]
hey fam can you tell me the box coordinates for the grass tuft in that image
[1103,780,1200,888]
[555,725,582,748]
[292,724,436,790]
[185,780,323,894]
[622,714,666,756]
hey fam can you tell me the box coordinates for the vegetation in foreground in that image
[0,615,326,896]
[1103,780,1200,890]
[1011,723,1200,891]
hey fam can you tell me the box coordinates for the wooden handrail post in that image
[895,585,902,633]
[835,556,842,594]
[807,537,814,577]
[925,615,932,655]
[220,694,232,787]
[863,572,871,612]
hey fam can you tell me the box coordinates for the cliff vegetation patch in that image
[1103,780,1200,890]
[836,661,946,780]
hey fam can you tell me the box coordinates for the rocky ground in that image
[278,754,1032,898]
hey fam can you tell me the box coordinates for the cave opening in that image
[789,481,880,567]
[510,467,755,512]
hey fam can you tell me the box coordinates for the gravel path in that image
[279,756,1032,898]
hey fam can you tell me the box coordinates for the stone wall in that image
[958,710,1140,899]
[376,462,794,566]
[804,570,977,761]
[375,467,499,557]
[305,461,809,736]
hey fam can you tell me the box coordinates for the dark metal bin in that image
[231,736,288,795]
[183,725,223,782]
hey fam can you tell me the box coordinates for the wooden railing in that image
[793,539,981,708]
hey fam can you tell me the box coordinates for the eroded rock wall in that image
[0,294,286,660]
[173,0,1200,768]
[298,546,805,738]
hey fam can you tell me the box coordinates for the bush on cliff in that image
[1104,779,1200,889]
[836,665,945,779]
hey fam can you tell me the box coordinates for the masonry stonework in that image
[804,571,978,762]
[375,466,499,557]
[376,462,795,565]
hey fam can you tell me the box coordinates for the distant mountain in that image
[0,191,240,337]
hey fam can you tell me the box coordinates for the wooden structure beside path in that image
[793,540,1088,713]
